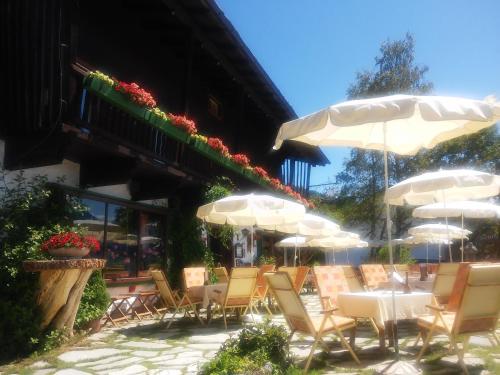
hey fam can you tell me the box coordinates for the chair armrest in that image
[321,307,338,314]
[426,304,445,312]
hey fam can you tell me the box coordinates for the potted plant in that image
[75,271,110,333]
[41,231,100,258]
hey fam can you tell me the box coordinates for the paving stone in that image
[161,347,187,355]
[469,336,494,347]
[75,355,129,367]
[185,343,222,350]
[33,370,55,375]
[54,370,91,375]
[187,333,229,343]
[161,357,197,366]
[90,357,143,371]
[87,332,112,341]
[30,361,51,369]
[176,350,204,358]
[58,348,124,363]
[109,365,148,375]
[130,350,160,357]
[149,370,182,375]
[120,341,172,349]
[150,354,176,363]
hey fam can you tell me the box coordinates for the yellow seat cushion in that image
[310,315,356,333]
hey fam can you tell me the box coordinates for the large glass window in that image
[71,196,166,279]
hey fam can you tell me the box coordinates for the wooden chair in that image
[150,270,204,328]
[313,266,349,310]
[213,266,229,283]
[252,264,275,315]
[359,264,388,290]
[215,267,259,329]
[342,266,365,292]
[431,263,460,305]
[294,266,311,294]
[278,266,298,285]
[182,267,206,292]
[265,272,360,372]
[415,264,500,374]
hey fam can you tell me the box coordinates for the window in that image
[72,196,166,279]
[208,95,223,120]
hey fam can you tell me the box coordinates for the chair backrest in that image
[183,267,206,291]
[265,272,314,335]
[224,267,259,307]
[446,263,471,311]
[432,263,460,304]
[150,270,177,308]
[342,266,365,292]
[360,264,388,289]
[278,267,298,284]
[294,266,310,293]
[213,267,229,283]
[384,264,410,275]
[453,264,500,335]
[256,264,275,298]
[313,266,349,309]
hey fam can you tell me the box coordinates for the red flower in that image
[115,81,157,108]
[269,178,282,189]
[41,232,100,253]
[207,137,230,156]
[168,113,198,135]
[253,166,269,180]
[232,153,250,167]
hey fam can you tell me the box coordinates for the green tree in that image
[334,33,433,258]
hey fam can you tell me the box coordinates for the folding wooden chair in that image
[214,267,259,329]
[150,270,204,328]
[313,266,349,310]
[213,266,229,283]
[342,265,365,292]
[415,264,500,374]
[182,267,206,291]
[265,272,360,372]
[431,263,460,305]
[252,264,275,315]
[294,266,310,294]
[359,264,388,290]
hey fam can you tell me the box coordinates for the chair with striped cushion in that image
[265,272,360,372]
[342,266,365,292]
[313,266,349,310]
[359,264,388,290]
[416,264,500,374]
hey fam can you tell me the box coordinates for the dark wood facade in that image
[1,0,328,199]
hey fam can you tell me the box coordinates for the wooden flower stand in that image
[23,258,106,334]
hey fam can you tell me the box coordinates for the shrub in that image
[75,271,110,330]
[201,321,296,374]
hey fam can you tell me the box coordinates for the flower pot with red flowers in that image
[41,232,101,259]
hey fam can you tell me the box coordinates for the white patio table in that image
[188,283,227,308]
[337,290,432,350]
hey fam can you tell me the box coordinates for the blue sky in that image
[216,0,500,190]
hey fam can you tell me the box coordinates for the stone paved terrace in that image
[1,294,499,374]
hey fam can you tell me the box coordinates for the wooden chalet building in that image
[1,0,328,287]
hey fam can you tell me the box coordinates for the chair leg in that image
[264,303,273,316]
[336,328,361,365]
[304,336,321,373]
[190,303,204,325]
[369,318,380,336]
[167,306,182,328]
[416,327,435,363]
[492,332,500,346]
[288,330,296,345]
[414,332,422,347]
[451,338,469,375]
[223,309,227,330]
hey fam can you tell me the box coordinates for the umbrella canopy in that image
[408,224,471,240]
[412,200,500,219]
[275,236,310,248]
[386,169,500,206]
[273,95,500,155]
[260,213,340,237]
[401,236,452,245]
[306,231,362,249]
[196,194,305,226]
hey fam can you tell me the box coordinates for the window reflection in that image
[107,205,138,278]
[73,198,106,258]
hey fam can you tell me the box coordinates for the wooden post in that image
[23,259,106,334]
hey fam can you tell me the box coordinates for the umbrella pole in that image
[250,226,254,267]
[442,191,452,262]
[426,241,429,266]
[345,247,349,264]
[332,249,335,265]
[461,212,464,262]
[383,123,398,355]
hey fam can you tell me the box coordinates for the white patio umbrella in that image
[409,223,471,262]
[261,213,341,266]
[307,231,363,264]
[275,236,309,266]
[273,94,500,356]
[197,194,306,266]
[401,235,452,264]
[413,201,500,261]
[387,169,499,261]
